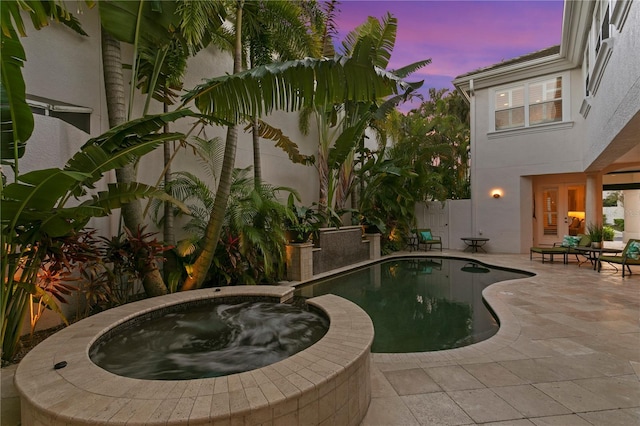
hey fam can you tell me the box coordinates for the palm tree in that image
[300,13,429,219]
[179,30,419,289]
[217,1,320,186]
[98,1,227,296]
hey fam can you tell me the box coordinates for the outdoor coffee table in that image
[461,237,489,253]
[574,246,623,270]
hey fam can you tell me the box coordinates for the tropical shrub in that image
[79,226,173,315]
[613,219,624,231]
[603,226,615,241]
[156,161,292,287]
[1,112,189,362]
[284,194,325,243]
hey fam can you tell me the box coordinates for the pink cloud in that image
[335,0,564,92]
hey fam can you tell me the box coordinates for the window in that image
[528,78,562,126]
[492,74,567,131]
[585,0,614,96]
[27,97,92,133]
[595,1,610,55]
[495,87,524,130]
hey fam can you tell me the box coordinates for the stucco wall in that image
[470,67,589,253]
[583,0,640,168]
[17,7,321,244]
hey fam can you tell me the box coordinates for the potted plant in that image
[587,222,604,249]
[284,194,323,243]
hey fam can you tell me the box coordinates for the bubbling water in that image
[89,301,329,380]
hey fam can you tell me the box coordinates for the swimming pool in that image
[295,257,532,353]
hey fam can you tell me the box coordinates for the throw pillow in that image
[578,234,591,247]
[420,231,433,241]
[626,241,640,260]
[561,235,580,248]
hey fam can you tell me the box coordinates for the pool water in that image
[295,257,531,353]
[89,301,329,380]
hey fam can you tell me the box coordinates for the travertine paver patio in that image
[2,250,639,425]
[362,251,640,426]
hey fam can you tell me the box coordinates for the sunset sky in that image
[334,0,565,109]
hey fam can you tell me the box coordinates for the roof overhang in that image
[453,54,573,98]
[454,0,595,99]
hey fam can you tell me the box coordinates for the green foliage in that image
[613,219,624,231]
[586,222,604,243]
[0,0,88,174]
[358,145,419,239]
[79,227,172,314]
[603,191,621,207]
[603,226,615,241]
[285,194,325,243]
[183,54,416,125]
[391,89,471,201]
[155,139,293,287]
[1,112,189,362]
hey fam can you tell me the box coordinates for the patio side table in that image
[461,237,490,253]
[574,246,623,271]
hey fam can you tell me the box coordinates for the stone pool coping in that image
[14,286,374,425]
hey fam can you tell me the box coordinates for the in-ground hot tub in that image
[15,286,373,425]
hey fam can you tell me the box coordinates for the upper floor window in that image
[492,74,567,131]
[583,0,614,98]
[594,1,610,55]
[27,96,92,133]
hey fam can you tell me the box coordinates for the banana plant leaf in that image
[2,169,90,228]
[1,0,89,166]
[0,27,32,163]
[82,109,193,152]
[98,1,181,47]
[246,120,314,165]
[183,55,405,124]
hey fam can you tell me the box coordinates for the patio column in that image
[624,189,640,240]
[285,242,314,281]
[585,173,603,227]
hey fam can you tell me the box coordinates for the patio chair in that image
[567,234,592,262]
[529,245,568,264]
[597,239,640,277]
[414,228,442,251]
[529,234,589,264]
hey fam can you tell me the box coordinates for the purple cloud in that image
[335,0,564,104]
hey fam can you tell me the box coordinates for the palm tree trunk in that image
[101,29,167,297]
[182,1,244,291]
[162,102,178,283]
[252,118,262,186]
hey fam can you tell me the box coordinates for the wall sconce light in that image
[491,189,503,199]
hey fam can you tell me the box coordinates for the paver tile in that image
[447,388,523,424]
[578,408,640,426]
[425,365,485,391]
[573,375,640,408]
[383,368,441,395]
[491,385,571,418]
[462,362,529,387]
[530,414,593,425]
[360,396,419,426]
[401,392,474,425]
[534,381,617,412]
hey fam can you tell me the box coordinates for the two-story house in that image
[453,0,639,253]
